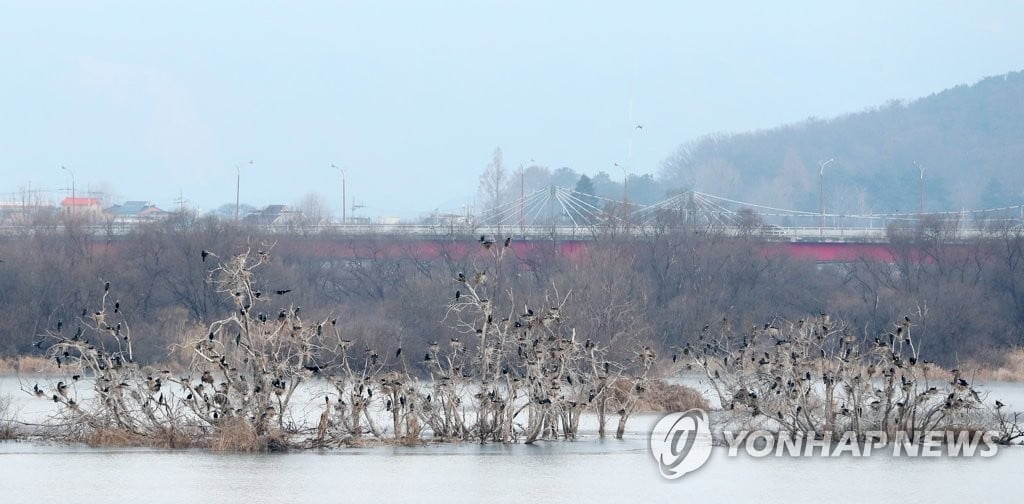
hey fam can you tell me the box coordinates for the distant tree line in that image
[1,212,1024,368]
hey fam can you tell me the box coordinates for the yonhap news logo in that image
[650,409,1001,481]
[649,409,713,479]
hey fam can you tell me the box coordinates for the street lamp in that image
[332,164,347,224]
[818,158,835,235]
[913,161,925,216]
[235,160,252,222]
[61,165,75,216]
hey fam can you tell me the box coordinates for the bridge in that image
[5,186,1023,263]
[324,185,1022,243]
[252,186,1024,264]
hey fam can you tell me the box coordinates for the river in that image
[2,375,1021,503]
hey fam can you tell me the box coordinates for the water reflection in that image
[1,438,1019,504]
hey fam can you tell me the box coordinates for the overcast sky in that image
[1,1,1021,218]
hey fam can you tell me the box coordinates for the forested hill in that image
[658,70,1024,215]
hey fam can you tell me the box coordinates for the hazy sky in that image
[1,1,1022,218]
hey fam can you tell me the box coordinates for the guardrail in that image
[0,222,1012,242]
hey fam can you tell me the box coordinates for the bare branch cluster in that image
[682,314,1023,443]
[20,240,667,449]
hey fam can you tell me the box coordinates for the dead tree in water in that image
[441,237,647,443]
[682,313,1023,443]
[23,240,657,449]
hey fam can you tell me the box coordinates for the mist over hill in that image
[657,70,1024,215]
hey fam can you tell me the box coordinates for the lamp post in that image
[913,161,924,216]
[818,158,835,235]
[61,165,75,216]
[235,160,252,222]
[332,164,347,224]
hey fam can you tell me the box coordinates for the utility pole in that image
[61,165,75,217]
[913,161,925,216]
[332,164,347,224]
[625,99,641,230]
[235,160,252,222]
[818,158,834,236]
[174,191,188,212]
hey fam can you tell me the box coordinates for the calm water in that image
[2,375,1022,503]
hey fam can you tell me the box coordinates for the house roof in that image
[61,197,102,207]
[106,201,155,216]
[243,204,304,225]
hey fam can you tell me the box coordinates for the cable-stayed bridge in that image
[464,185,1024,243]
[6,186,1023,263]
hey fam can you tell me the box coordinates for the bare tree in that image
[478,148,508,225]
[295,192,332,225]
